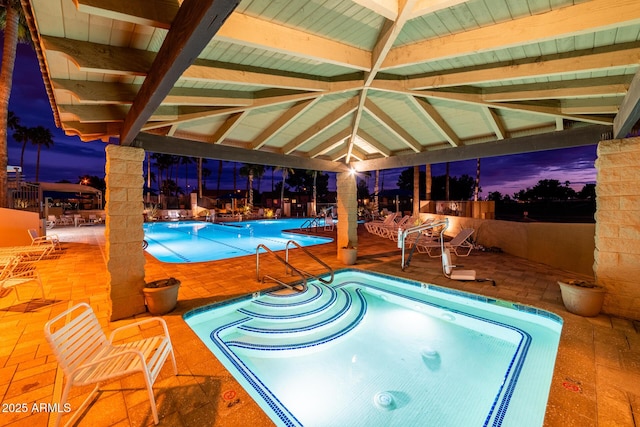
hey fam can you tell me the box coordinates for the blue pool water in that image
[143,218,332,263]
[185,269,562,427]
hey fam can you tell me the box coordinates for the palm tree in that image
[373,170,379,214]
[0,1,29,207]
[12,123,28,171]
[180,156,193,193]
[30,125,53,182]
[474,158,481,201]
[275,166,294,211]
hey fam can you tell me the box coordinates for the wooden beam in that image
[614,69,640,138]
[409,0,471,19]
[480,106,507,140]
[351,125,612,171]
[356,130,392,157]
[410,96,460,146]
[74,0,178,29]
[482,76,631,102]
[75,1,370,71]
[53,78,253,106]
[120,0,239,145]
[351,0,397,20]
[364,98,422,152]
[406,44,640,90]
[250,98,320,150]
[42,35,154,76]
[384,0,640,69]
[281,97,359,155]
[211,111,249,144]
[308,128,351,158]
[133,132,349,172]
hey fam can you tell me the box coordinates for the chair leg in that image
[142,370,160,425]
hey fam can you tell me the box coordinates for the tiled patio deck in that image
[1,223,639,426]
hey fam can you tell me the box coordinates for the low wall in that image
[0,208,43,246]
[422,214,595,277]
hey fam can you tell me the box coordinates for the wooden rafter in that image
[364,99,422,152]
[383,0,640,70]
[409,96,460,147]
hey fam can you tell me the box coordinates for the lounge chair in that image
[44,303,177,427]
[442,248,495,286]
[28,228,61,251]
[414,228,475,257]
[0,244,54,262]
[364,212,397,234]
[0,255,44,299]
[324,214,335,231]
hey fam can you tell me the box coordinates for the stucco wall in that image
[594,137,640,320]
[0,208,43,246]
[422,214,595,277]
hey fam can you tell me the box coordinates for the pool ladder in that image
[299,217,321,231]
[256,240,334,291]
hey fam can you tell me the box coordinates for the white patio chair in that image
[0,255,44,299]
[28,228,61,251]
[44,303,177,427]
[324,213,335,231]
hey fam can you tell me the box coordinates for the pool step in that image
[239,284,337,321]
[227,287,367,353]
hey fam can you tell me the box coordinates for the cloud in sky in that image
[6,41,598,196]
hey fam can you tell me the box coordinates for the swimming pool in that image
[185,269,562,427]
[143,219,332,263]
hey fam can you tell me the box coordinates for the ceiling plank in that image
[406,44,640,90]
[133,131,349,172]
[281,97,359,155]
[364,98,422,152]
[352,125,612,171]
[613,69,640,138]
[251,98,320,150]
[410,96,460,146]
[384,0,640,69]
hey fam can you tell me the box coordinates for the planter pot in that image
[340,248,357,265]
[557,280,605,317]
[143,278,180,315]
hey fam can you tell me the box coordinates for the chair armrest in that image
[108,317,171,343]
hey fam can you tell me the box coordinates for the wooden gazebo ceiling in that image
[22,0,640,173]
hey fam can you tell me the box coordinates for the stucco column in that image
[594,137,640,320]
[336,171,358,254]
[105,145,146,321]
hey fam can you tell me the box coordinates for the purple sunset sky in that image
[6,41,598,198]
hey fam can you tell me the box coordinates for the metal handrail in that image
[299,218,320,231]
[256,240,334,291]
[399,219,449,270]
[285,240,334,285]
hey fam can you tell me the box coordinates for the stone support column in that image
[336,171,358,254]
[594,137,640,320]
[105,145,146,320]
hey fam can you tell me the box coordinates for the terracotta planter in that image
[340,248,357,265]
[143,278,180,315]
[557,280,605,317]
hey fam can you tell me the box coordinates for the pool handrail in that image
[256,241,334,291]
[399,218,449,270]
[285,240,334,285]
